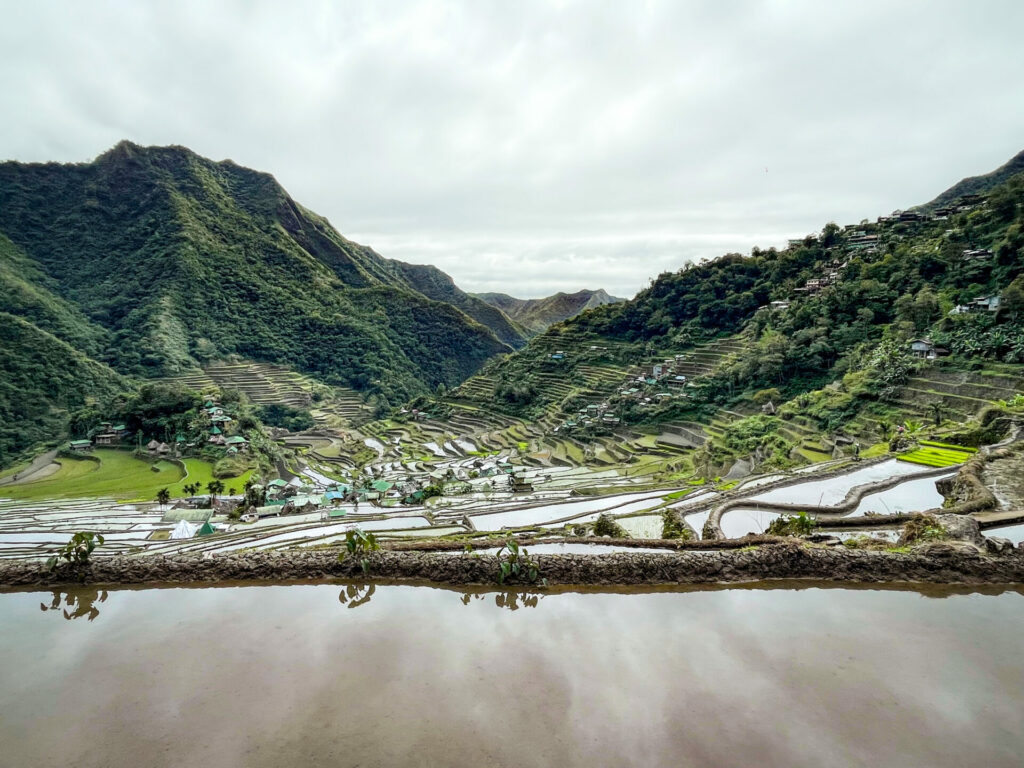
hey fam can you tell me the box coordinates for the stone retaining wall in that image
[2,544,1022,589]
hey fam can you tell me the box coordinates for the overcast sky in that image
[2,1,1023,298]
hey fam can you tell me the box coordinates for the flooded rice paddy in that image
[849,473,953,516]
[748,459,924,506]
[1,583,1021,768]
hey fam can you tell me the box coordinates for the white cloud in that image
[1,0,1022,297]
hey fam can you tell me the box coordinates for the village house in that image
[770,300,790,311]
[69,439,93,452]
[94,431,120,446]
[908,338,949,360]
[971,295,1001,312]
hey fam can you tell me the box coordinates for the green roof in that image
[112,424,126,432]
[161,508,213,523]
[328,508,348,518]
[268,479,288,487]
[209,426,222,435]
[371,480,394,492]
[196,521,216,536]
[69,439,92,447]
[224,436,247,445]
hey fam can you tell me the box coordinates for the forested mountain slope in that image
[0,142,510,404]
[474,288,624,335]
[386,261,527,347]
[463,154,1024,427]
[0,313,128,465]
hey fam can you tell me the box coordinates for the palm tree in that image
[155,487,171,510]
[876,420,891,441]
[207,479,225,505]
[929,403,944,427]
[228,487,236,497]
[903,419,924,434]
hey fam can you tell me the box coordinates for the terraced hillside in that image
[888,363,1024,423]
[166,361,374,427]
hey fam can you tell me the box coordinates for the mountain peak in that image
[916,148,1024,211]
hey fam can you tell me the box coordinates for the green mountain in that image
[473,288,625,335]
[0,141,524,463]
[916,148,1024,212]
[0,142,512,403]
[455,155,1024,428]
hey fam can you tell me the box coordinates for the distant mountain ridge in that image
[474,288,625,335]
[916,148,1024,212]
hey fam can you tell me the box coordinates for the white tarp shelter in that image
[170,520,198,539]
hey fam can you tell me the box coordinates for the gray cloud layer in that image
[2,0,1022,297]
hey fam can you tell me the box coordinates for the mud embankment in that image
[705,464,954,537]
[2,543,1022,589]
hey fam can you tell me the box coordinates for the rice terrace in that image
[2,3,1024,767]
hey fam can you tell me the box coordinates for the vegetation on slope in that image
[0,314,127,466]
[456,157,1024,448]
[0,141,509,403]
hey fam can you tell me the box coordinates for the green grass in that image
[861,442,890,459]
[0,450,251,501]
[166,458,253,498]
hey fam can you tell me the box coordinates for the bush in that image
[766,511,816,536]
[660,509,692,540]
[255,404,314,432]
[899,514,947,544]
[593,514,627,538]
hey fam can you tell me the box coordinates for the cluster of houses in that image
[555,356,693,434]
[239,459,535,522]
[202,400,248,453]
[68,421,132,452]
[794,258,848,295]
[67,398,250,457]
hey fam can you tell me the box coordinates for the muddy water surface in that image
[1,583,1022,768]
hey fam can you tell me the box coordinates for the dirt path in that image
[0,450,58,487]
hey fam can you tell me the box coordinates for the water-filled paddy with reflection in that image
[2,582,1022,767]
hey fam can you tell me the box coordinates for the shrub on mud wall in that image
[766,511,816,537]
[660,509,692,540]
[899,514,948,545]
[593,514,627,538]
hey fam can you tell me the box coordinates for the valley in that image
[1,144,1023,586]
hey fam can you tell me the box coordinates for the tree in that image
[207,479,225,504]
[155,487,171,510]
[876,420,891,441]
[1000,276,1024,322]
[929,403,944,427]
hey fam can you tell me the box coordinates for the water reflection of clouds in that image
[1,586,1022,767]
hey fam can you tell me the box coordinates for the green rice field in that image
[0,450,251,502]
[897,441,977,468]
